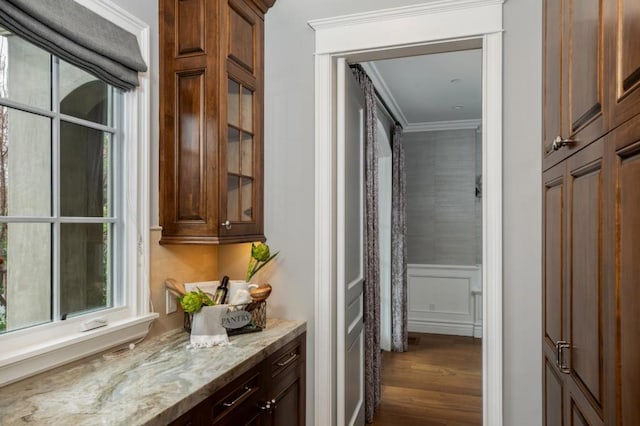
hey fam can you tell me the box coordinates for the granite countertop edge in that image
[147,320,307,425]
[0,318,307,426]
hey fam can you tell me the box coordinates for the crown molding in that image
[360,62,408,127]
[361,62,481,133]
[405,119,482,132]
[308,0,504,30]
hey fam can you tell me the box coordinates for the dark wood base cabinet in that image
[170,334,305,426]
[543,1,640,424]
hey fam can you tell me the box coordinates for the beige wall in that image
[148,229,218,337]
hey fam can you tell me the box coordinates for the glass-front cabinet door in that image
[219,0,264,240]
[223,78,259,235]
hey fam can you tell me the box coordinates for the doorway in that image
[364,49,484,424]
[310,1,503,425]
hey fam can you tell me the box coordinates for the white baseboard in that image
[409,319,476,337]
[473,322,483,339]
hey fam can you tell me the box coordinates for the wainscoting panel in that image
[408,264,482,337]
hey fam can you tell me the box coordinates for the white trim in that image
[0,0,156,386]
[308,0,504,31]
[308,0,503,56]
[310,2,503,425]
[335,58,347,426]
[0,315,156,386]
[405,119,482,132]
[409,318,476,336]
[407,263,483,271]
[74,0,150,36]
[482,32,503,426]
[360,62,409,127]
[314,53,337,426]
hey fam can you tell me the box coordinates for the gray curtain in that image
[353,66,381,424]
[0,0,146,90]
[391,124,408,352]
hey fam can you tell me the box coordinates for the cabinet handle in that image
[556,340,571,374]
[221,220,232,230]
[222,386,253,407]
[276,352,298,367]
[546,136,577,154]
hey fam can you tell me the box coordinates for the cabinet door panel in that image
[566,0,603,134]
[543,163,565,351]
[543,0,563,156]
[544,0,605,170]
[565,378,604,426]
[272,378,301,426]
[567,140,604,413]
[176,70,207,223]
[545,359,564,426]
[228,1,256,73]
[177,0,206,56]
[616,140,640,426]
[606,0,640,127]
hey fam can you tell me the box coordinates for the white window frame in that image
[0,0,157,386]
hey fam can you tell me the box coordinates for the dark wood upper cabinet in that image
[159,0,274,244]
[543,0,606,170]
[605,0,640,129]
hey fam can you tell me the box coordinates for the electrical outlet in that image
[166,290,177,314]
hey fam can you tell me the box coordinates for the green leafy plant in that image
[179,287,215,313]
[0,305,6,332]
[246,242,278,282]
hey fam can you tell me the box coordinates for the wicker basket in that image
[184,300,266,335]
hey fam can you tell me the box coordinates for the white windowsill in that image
[0,313,158,386]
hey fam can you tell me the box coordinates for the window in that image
[0,28,122,334]
[0,1,154,386]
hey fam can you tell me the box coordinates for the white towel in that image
[188,305,230,348]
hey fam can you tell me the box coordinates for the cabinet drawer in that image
[270,336,304,380]
[209,368,263,423]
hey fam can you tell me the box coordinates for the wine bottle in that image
[213,275,229,305]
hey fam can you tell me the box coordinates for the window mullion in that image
[112,91,122,307]
[51,57,61,322]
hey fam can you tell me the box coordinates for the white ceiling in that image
[363,49,482,131]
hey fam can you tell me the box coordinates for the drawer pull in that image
[222,386,253,407]
[276,352,298,367]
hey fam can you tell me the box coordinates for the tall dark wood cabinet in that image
[542,1,640,425]
[159,0,275,244]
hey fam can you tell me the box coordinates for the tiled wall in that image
[403,129,481,265]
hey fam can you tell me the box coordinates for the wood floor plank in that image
[372,333,482,425]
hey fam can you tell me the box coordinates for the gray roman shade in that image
[0,0,146,90]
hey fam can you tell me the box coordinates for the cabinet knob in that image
[546,136,577,154]
[221,220,232,230]
[258,401,272,411]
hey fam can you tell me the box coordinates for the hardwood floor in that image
[372,333,482,426]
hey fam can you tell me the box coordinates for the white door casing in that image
[310,1,503,425]
[336,59,366,426]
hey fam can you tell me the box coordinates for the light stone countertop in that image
[0,319,306,425]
